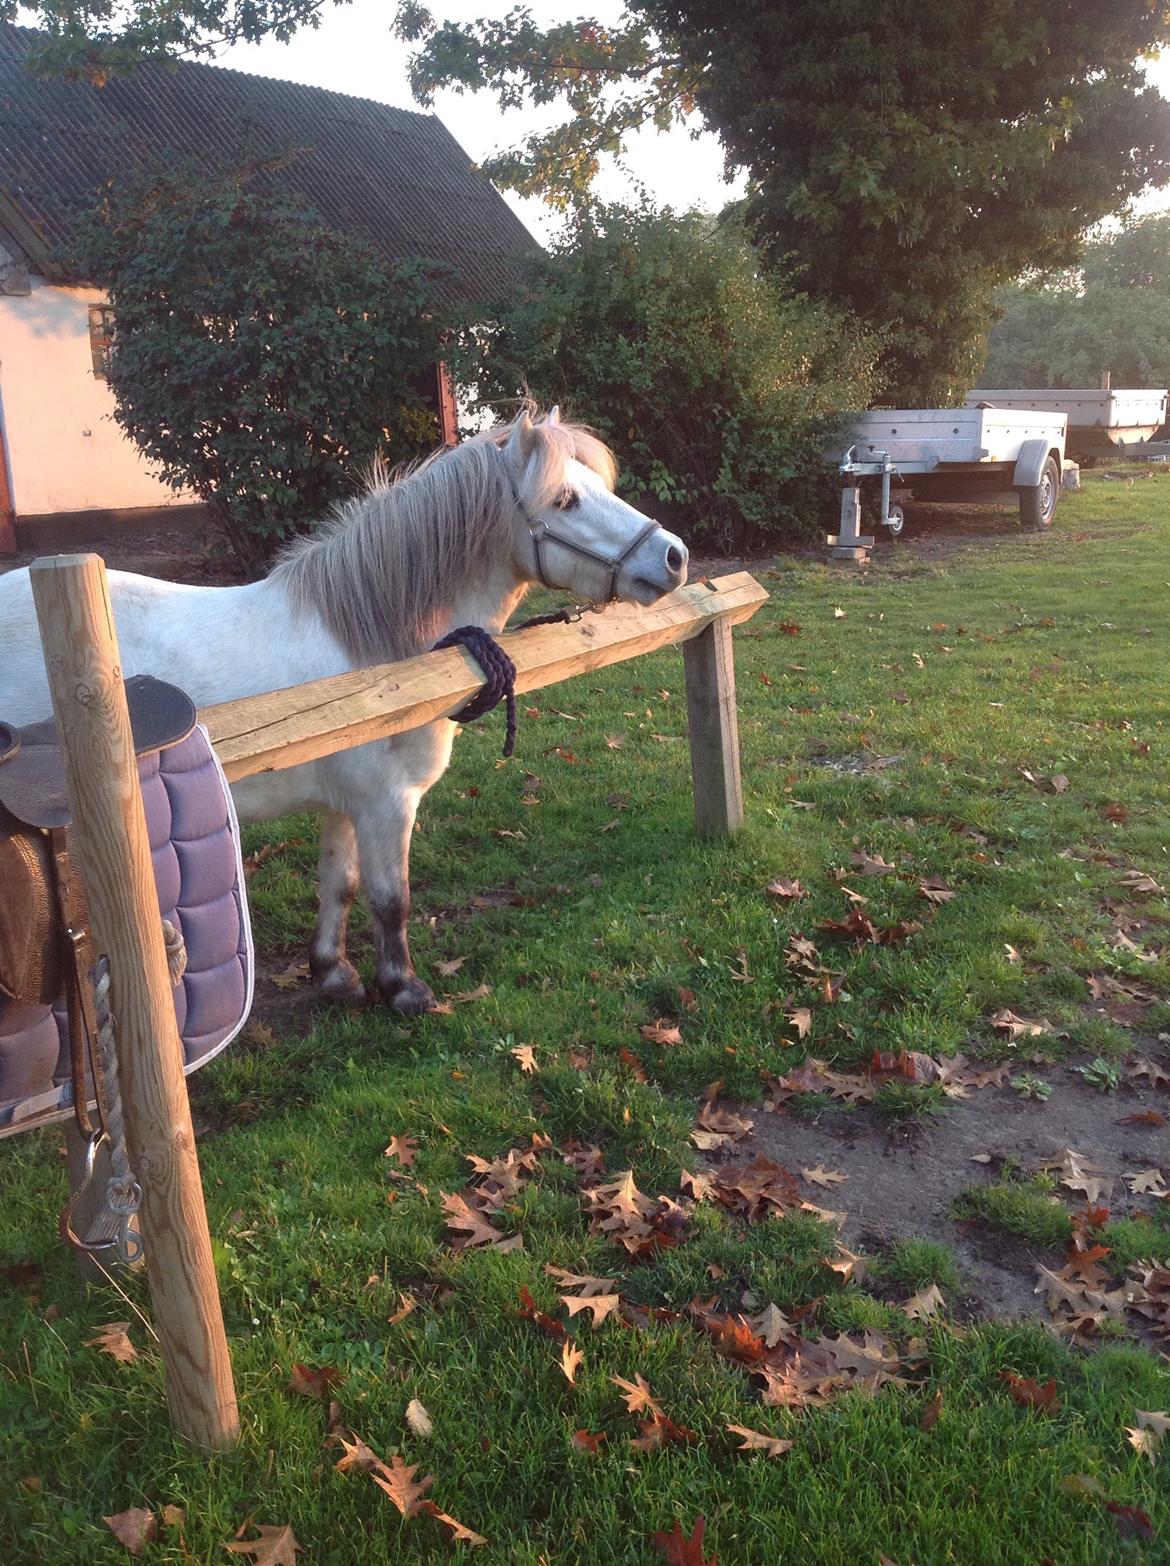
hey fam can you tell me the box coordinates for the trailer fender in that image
[1013,438,1058,488]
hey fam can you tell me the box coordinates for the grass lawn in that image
[2,475,1169,1565]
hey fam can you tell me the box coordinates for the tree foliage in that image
[3,0,339,78]
[456,204,878,548]
[394,1,1170,404]
[980,212,1170,391]
[72,167,450,569]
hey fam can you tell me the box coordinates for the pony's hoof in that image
[379,975,439,1015]
[312,959,367,1005]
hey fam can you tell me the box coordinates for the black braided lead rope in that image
[432,626,518,758]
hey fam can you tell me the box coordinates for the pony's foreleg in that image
[353,788,436,1015]
[309,810,366,1003]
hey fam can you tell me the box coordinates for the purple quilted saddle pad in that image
[0,725,253,1138]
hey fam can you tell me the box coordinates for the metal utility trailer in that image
[966,388,1168,464]
[828,406,1067,561]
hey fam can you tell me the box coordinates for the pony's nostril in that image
[666,545,685,573]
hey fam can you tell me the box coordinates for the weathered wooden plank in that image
[683,617,744,837]
[30,553,239,1453]
[202,572,768,782]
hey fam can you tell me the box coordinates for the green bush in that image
[460,204,878,550]
[72,165,455,571]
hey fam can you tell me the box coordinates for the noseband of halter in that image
[499,450,660,604]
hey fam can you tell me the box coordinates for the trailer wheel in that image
[1019,455,1059,530]
[884,504,906,539]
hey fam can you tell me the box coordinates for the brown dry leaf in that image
[1118,868,1163,895]
[677,985,698,1011]
[1042,1149,1113,1206]
[820,1246,870,1284]
[272,961,309,990]
[680,1169,716,1202]
[562,1292,622,1327]
[104,1507,157,1556]
[405,1398,433,1439]
[920,1390,943,1431]
[434,956,466,977]
[384,1134,418,1168]
[640,1021,684,1046]
[765,878,807,901]
[224,1525,303,1566]
[161,1506,185,1530]
[560,1341,583,1385]
[801,1165,848,1189]
[691,1102,753,1151]
[1119,1110,1167,1128]
[288,1363,344,1400]
[786,1007,813,1040]
[991,1009,1053,1040]
[631,1412,700,1452]
[421,1503,488,1547]
[902,1284,946,1321]
[610,1373,664,1419]
[388,1292,418,1326]
[1126,1411,1170,1465]
[453,983,492,1004]
[441,1191,520,1253]
[747,1303,796,1348]
[334,1432,382,1474]
[918,876,956,905]
[998,1371,1059,1413]
[85,1322,136,1365]
[850,850,897,876]
[1127,1056,1170,1088]
[651,1516,715,1566]
[544,1266,618,1296]
[570,1429,606,1453]
[369,1453,435,1518]
[511,1044,539,1074]
[726,1423,793,1458]
[584,1171,686,1256]
[1126,1169,1167,1196]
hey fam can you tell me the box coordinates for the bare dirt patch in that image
[728,1062,1168,1322]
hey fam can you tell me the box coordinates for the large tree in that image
[392,1,1170,404]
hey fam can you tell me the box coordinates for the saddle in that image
[0,676,196,1007]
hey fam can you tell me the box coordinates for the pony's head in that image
[489,408,688,607]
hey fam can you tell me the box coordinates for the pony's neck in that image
[444,560,531,641]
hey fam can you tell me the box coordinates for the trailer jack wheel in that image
[884,504,906,539]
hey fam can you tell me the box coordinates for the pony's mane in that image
[273,410,617,666]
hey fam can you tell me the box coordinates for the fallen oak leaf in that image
[104,1507,157,1556]
[85,1322,136,1365]
[333,1432,381,1474]
[1119,1110,1166,1127]
[405,1398,433,1439]
[570,1429,605,1453]
[997,1371,1059,1413]
[726,1423,793,1458]
[516,1285,567,1339]
[441,1191,520,1253]
[610,1372,664,1419]
[901,1284,946,1321]
[1106,1502,1154,1541]
[562,1292,622,1327]
[452,982,492,1004]
[383,1134,418,1167]
[510,1044,539,1073]
[801,1165,848,1189]
[631,1412,699,1451]
[419,1500,488,1547]
[652,1516,716,1566]
[368,1453,435,1518]
[433,956,466,977]
[544,1265,618,1295]
[287,1362,345,1400]
[1125,1169,1167,1196]
[224,1525,303,1566]
[560,1341,583,1385]
[640,1020,683,1046]
[1126,1410,1170,1466]
[765,878,807,900]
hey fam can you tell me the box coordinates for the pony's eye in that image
[553,485,580,512]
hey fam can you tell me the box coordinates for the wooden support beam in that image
[31,553,239,1453]
[683,617,744,837]
[203,572,768,783]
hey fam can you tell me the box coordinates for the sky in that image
[208,0,1170,243]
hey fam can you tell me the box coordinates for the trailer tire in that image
[884,504,906,538]
[1019,455,1059,530]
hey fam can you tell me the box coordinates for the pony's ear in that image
[545,405,561,426]
[506,409,536,463]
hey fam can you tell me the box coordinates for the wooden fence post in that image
[682,616,744,837]
[30,553,239,1453]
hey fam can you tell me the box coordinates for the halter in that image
[500,454,661,606]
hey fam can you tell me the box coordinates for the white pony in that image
[0,409,688,1013]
